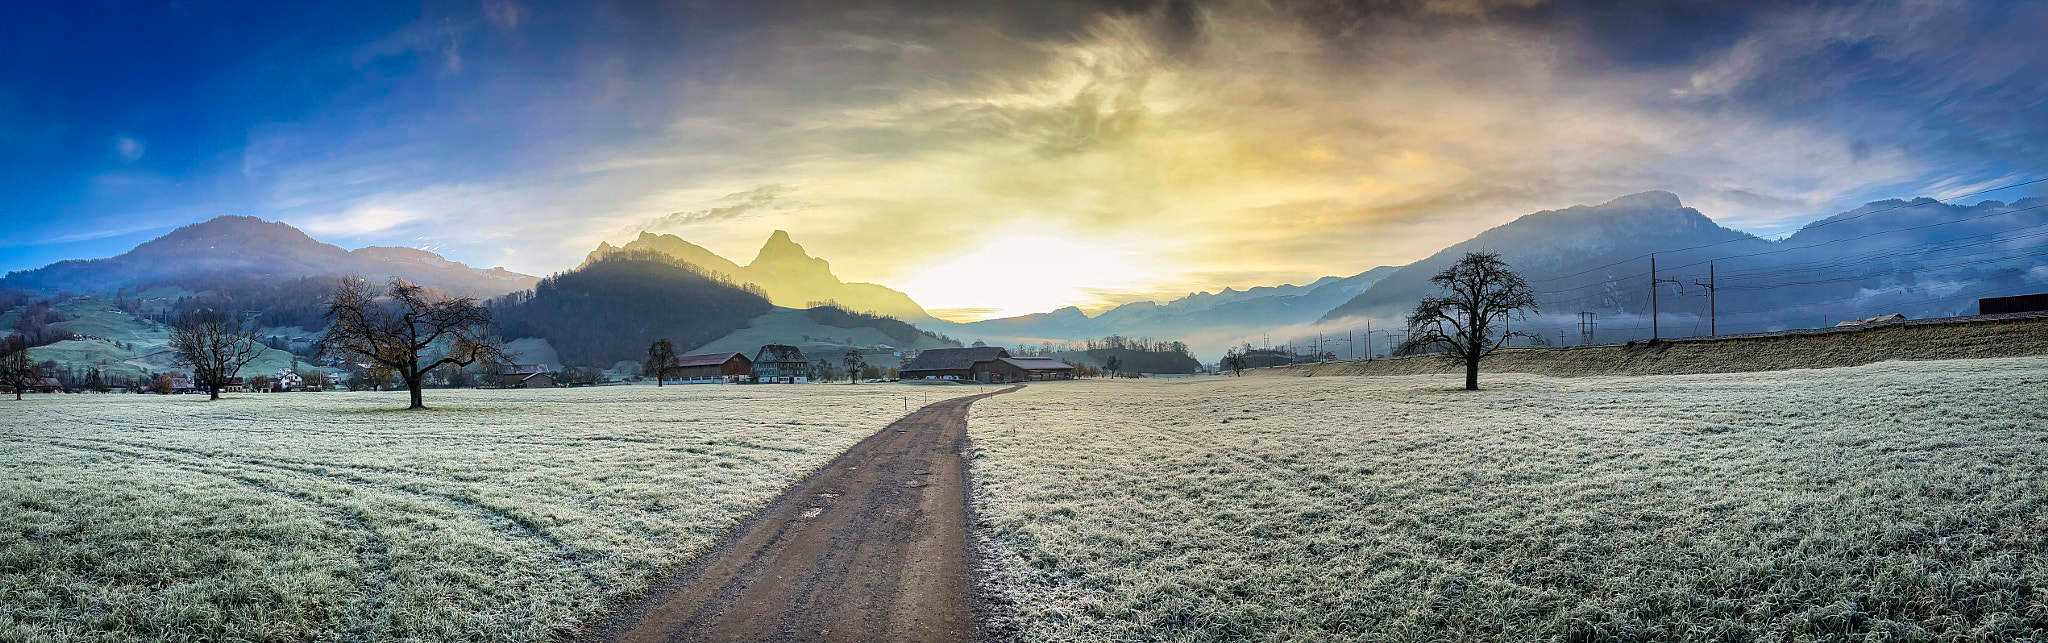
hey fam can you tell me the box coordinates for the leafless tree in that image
[645,339,679,386]
[1403,252,1539,391]
[0,336,39,400]
[318,277,504,409]
[842,351,865,384]
[1221,350,1247,376]
[169,310,265,401]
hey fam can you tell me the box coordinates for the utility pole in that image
[1365,319,1372,361]
[1693,260,1718,337]
[1650,254,1680,340]
[1577,312,1596,345]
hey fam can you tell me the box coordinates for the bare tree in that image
[1221,350,1247,377]
[318,277,504,409]
[645,339,679,386]
[1404,252,1538,391]
[0,336,39,400]
[842,351,866,384]
[1103,355,1122,379]
[169,310,265,401]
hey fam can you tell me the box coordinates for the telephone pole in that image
[1364,319,1372,361]
[1650,254,1680,340]
[1692,260,1718,337]
[1577,312,1596,345]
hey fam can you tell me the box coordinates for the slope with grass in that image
[0,384,986,641]
[969,359,2048,641]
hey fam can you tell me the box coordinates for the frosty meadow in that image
[6,358,2047,641]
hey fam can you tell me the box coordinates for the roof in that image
[505,363,548,375]
[998,357,1073,371]
[902,346,1010,372]
[755,344,806,362]
[674,352,746,368]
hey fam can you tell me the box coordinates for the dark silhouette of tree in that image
[842,351,866,384]
[169,309,265,401]
[1221,350,1248,376]
[811,358,836,383]
[0,336,39,400]
[1104,355,1122,379]
[1403,252,1538,391]
[645,339,679,386]
[319,277,504,409]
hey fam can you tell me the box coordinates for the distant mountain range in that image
[5,191,2042,371]
[1,216,536,299]
[588,230,931,321]
[1319,191,2048,343]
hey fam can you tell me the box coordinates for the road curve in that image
[583,385,1020,643]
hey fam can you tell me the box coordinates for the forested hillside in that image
[491,251,774,367]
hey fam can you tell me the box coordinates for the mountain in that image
[589,230,931,321]
[490,250,775,367]
[1318,191,2048,340]
[938,266,1398,359]
[1,216,537,299]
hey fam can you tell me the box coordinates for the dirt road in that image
[584,385,1019,643]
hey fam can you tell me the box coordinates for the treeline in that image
[491,250,773,367]
[803,303,958,347]
[1012,334,1201,374]
[120,275,351,330]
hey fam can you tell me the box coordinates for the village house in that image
[667,352,752,384]
[752,345,808,383]
[900,347,1074,383]
[497,364,558,389]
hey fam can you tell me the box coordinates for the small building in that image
[169,376,198,394]
[220,377,246,393]
[271,368,305,392]
[974,356,1076,383]
[500,371,559,389]
[1835,313,1905,327]
[1980,293,2048,315]
[667,352,752,384]
[752,345,808,383]
[32,377,63,393]
[901,346,1011,382]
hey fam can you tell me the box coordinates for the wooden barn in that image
[667,352,752,384]
[753,345,809,383]
[975,356,1076,383]
[500,371,558,389]
[900,346,1010,381]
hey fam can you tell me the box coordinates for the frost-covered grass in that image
[969,358,2048,641]
[0,384,983,642]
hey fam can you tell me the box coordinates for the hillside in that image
[13,296,312,384]
[2,216,536,299]
[1318,192,2048,340]
[590,230,931,321]
[688,306,960,367]
[942,266,1396,359]
[490,251,776,368]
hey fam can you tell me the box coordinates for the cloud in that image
[113,136,145,162]
[293,206,421,237]
[641,184,801,231]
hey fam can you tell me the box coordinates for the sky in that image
[3,1,2044,320]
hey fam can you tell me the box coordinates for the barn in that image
[667,352,752,384]
[900,346,1011,381]
[974,356,1076,383]
[753,345,809,383]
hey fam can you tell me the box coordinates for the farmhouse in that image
[752,345,809,383]
[900,346,1010,381]
[667,352,752,384]
[977,356,1077,383]
[500,371,559,389]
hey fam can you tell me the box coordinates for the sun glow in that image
[896,229,1167,322]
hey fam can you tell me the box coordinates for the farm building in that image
[900,346,1011,381]
[1980,293,2048,315]
[976,356,1076,383]
[666,352,752,384]
[499,371,559,389]
[753,345,809,383]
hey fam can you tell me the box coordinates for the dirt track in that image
[584,385,1019,643]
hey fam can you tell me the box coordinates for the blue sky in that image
[3,1,2043,317]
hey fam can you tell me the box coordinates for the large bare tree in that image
[1404,252,1539,391]
[169,310,265,401]
[318,277,504,409]
[0,336,39,400]
[645,339,679,386]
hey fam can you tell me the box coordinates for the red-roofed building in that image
[665,352,752,384]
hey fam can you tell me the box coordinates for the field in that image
[968,358,2048,641]
[0,384,983,641]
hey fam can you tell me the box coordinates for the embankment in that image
[1257,312,2048,378]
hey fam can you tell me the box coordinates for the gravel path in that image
[585,385,1019,643]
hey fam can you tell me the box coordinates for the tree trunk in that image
[407,377,426,409]
[1464,356,1480,391]
[209,384,220,400]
